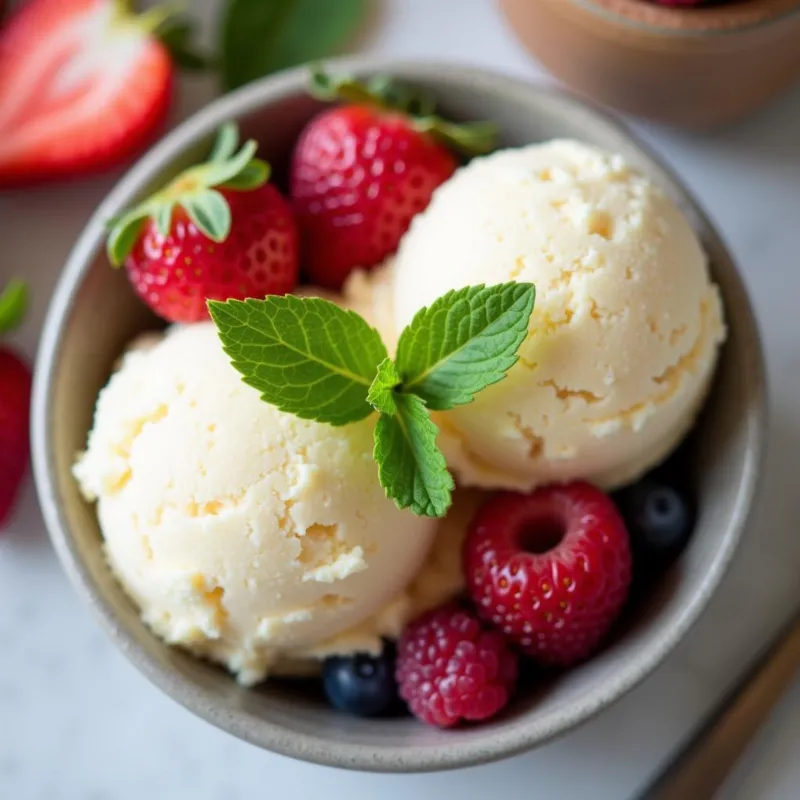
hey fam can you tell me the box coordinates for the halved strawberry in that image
[0,0,187,187]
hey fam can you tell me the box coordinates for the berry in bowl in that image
[33,59,765,771]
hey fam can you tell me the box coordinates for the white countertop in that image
[2,1,800,797]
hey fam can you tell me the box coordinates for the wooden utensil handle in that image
[641,615,800,799]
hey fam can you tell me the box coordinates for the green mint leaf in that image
[209,295,388,426]
[220,0,368,91]
[367,358,400,416]
[396,282,535,411]
[182,190,232,242]
[373,394,454,518]
[0,280,28,335]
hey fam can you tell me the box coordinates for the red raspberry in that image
[395,604,518,728]
[464,482,632,667]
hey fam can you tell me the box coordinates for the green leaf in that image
[413,117,499,157]
[106,208,149,266]
[396,282,535,411]
[367,358,400,416]
[182,190,232,242]
[209,295,388,426]
[220,158,270,190]
[203,139,258,186]
[0,280,28,335]
[220,0,368,91]
[156,16,214,72]
[209,122,239,163]
[156,201,174,237]
[373,394,454,518]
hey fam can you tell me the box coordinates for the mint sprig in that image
[211,282,535,517]
[367,358,401,416]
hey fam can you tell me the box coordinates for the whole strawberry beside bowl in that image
[0,280,31,529]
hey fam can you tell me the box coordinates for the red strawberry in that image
[464,482,632,667]
[0,281,32,529]
[0,0,195,187]
[290,68,498,289]
[396,604,518,728]
[107,123,299,323]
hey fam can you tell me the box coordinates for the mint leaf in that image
[220,0,368,91]
[396,282,535,410]
[367,358,400,416]
[373,394,453,518]
[209,295,387,426]
[0,280,27,335]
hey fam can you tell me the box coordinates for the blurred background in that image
[1,1,800,798]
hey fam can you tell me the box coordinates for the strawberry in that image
[0,281,32,530]
[290,68,498,289]
[107,123,299,323]
[0,0,202,187]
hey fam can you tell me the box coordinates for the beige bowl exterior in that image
[499,0,800,129]
[32,59,766,772]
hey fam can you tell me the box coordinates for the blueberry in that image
[322,650,398,717]
[615,479,694,563]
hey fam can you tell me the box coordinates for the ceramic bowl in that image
[32,59,766,772]
[499,0,800,129]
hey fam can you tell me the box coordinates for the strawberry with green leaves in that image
[0,281,32,530]
[290,68,498,289]
[107,123,299,323]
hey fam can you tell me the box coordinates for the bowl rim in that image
[32,57,768,773]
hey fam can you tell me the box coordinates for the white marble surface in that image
[1,1,800,797]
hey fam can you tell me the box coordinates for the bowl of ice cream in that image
[33,58,766,771]
[499,0,800,129]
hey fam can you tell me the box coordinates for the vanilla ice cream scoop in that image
[393,140,726,491]
[74,323,437,685]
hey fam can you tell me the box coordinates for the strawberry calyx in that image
[107,123,269,266]
[0,280,28,337]
[109,1,211,72]
[309,66,498,156]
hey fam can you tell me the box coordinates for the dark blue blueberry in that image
[322,650,398,717]
[615,478,694,564]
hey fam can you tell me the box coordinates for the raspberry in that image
[395,604,518,727]
[464,482,632,667]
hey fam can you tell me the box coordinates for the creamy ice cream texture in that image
[74,322,471,685]
[392,140,726,491]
